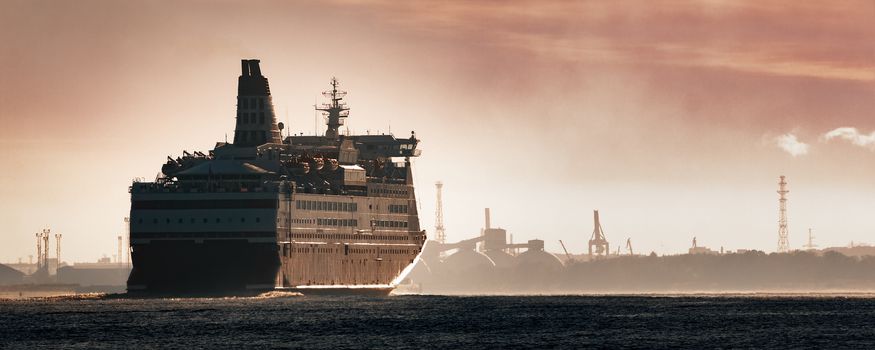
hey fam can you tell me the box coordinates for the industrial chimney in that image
[232,59,283,147]
[484,208,491,230]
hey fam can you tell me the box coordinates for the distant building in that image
[0,263,24,285]
[688,246,718,255]
[822,245,875,258]
[57,264,130,287]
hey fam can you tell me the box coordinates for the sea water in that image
[1,294,874,348]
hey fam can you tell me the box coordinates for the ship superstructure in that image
[127,59,425,294]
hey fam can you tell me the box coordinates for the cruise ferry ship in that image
[127,59,425,295]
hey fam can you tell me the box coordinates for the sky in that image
[1,0,874,263]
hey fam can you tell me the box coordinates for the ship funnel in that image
[241,60,250,76]
[249,60,262,76]
[240,59,262,77]
[232,59,283,147]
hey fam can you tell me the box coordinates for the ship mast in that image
[316,77,350,140]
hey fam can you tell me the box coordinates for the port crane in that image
[588,210,610,257]
[559,240,574,263]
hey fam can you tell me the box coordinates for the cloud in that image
[823,127,875,150]
[339,0,875,82]
[775,133,809,157]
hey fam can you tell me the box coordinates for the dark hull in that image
[127,240,280,294]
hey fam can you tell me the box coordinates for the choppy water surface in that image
[2,294,875,348]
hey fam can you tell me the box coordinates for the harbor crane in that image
[588,210,610,257]
[559,240,574,263]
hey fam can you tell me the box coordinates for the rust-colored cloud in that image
[339,0,875,81]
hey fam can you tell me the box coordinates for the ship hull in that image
[127,240,280,293]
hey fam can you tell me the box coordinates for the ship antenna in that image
[315,77,349,140]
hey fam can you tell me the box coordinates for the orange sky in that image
[1,0,874,262]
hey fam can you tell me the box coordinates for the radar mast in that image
[316,77,350,139]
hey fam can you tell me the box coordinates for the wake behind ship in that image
[127,59,425,295]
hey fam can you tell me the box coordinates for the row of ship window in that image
[296,200,357,212]
[137,217,261,224]
[316,218,358,227]
[303,218,405,228]
[365,144,414,150]
[286,217,410,229]
[293,233,411,241]
[135,216,407,229]
[388,204,409,214]
[373,220,409,228]
[290,247,411,255]
[370,188,409,196]
[290,220,409,228]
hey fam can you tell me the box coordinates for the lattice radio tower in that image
[434,181,446,244]
[777,175,790,253]
[803,228,817,250]
[35,228,50,270]
[35,232,43,270]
